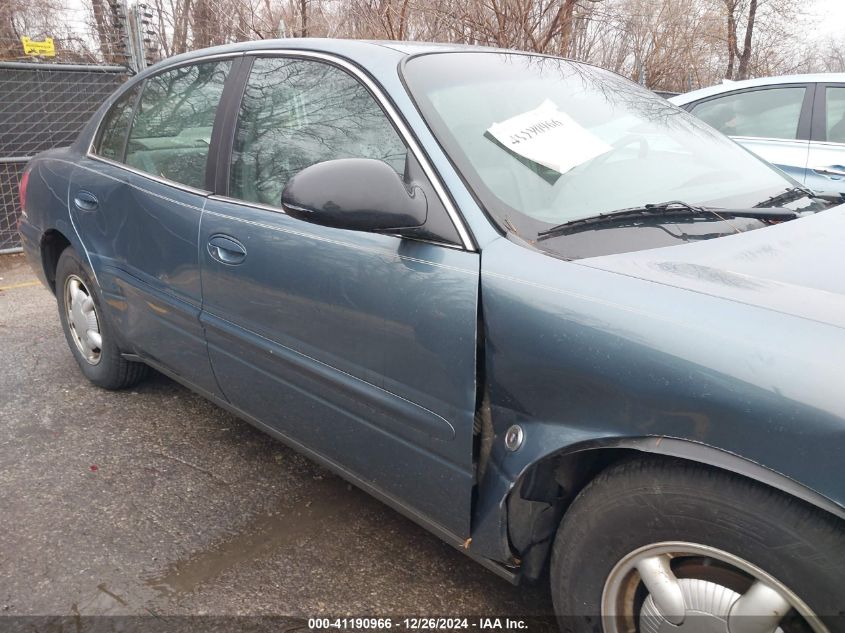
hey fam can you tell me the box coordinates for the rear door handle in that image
[812,165,845,179]
[73,190,99,212]
[208,234,247,265]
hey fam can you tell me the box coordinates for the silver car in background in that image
[671,73,845,197]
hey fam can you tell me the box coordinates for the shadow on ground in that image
[0,252,555,622]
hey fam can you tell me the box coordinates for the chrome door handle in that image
[73,190,99,212]
[207,234,247,265]
[812,165,845,178]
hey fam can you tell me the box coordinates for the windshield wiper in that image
[536,200,797,241]
[753,186,841,208]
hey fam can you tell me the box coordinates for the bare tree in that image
[3,0,822,89]
[722,0,756,79]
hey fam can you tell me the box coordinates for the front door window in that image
[691,87,806,140]
[229,57,407,207]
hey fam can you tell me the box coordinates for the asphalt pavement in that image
[0,252,554,628]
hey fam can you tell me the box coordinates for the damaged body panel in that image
[470,229,845,565]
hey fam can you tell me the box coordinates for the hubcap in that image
[64,274,102,365]
[602,542,825,633]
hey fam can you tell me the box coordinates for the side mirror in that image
[281,158,427,232]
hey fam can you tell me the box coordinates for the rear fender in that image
[19,151,90,291]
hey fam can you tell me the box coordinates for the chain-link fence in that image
[0,159,28,253]
[0,61,130,252]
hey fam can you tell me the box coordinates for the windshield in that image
[402,52,808,242]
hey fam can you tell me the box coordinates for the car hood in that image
[576,205,845,329]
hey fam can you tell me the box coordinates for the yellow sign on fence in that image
[21,37,56,57]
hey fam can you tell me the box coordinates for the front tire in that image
[550,458,845,633]
[56,247,147,389]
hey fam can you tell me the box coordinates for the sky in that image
[807,0,845,42]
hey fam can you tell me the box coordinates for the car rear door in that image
[806,83,845,196]
[69,57,235,396]
[197,53,480,538]
[686,84,813,184]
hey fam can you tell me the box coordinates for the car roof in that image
[669,73,845,105]
[141,38,502,76]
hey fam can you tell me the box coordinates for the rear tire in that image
[56,247,147,390]
[550,457,845,633]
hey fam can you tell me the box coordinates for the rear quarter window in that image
[94,85,140,161]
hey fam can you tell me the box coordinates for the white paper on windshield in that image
[487,100,612,174]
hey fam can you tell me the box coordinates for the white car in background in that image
[671,74,845,197]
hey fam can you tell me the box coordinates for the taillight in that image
[19,168,30,212]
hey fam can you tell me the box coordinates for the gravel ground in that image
[0,251,555,630]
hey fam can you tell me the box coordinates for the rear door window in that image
[690,87,806,140]
[125,60,231,189]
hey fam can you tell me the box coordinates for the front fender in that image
[471,237,845,563]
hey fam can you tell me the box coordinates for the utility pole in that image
[125,1,158,72]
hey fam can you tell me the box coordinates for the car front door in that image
[69,58,234,396]
[806,83,845,196]
[198,54,480,538]
[687,85,813,184]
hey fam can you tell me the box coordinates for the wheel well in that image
[506,445,843,581]
[506,447,637,580]
[40,229,71,294]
